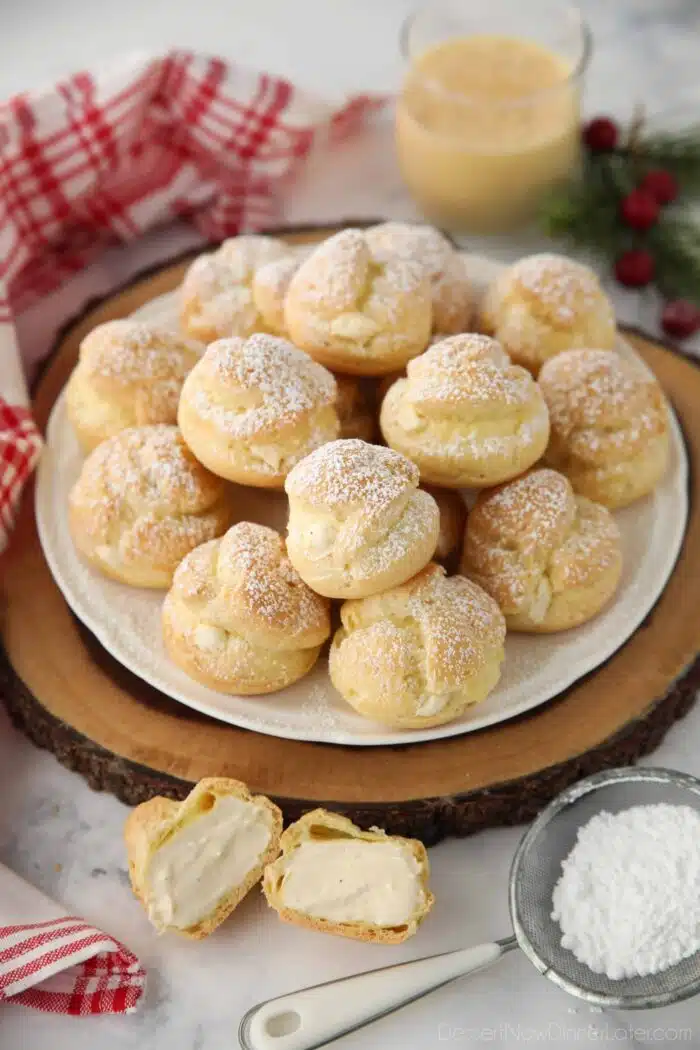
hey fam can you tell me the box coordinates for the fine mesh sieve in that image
[239,767,700,1050]
[511,766,700,1009]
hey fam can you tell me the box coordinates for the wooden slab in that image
[1,228,699,845]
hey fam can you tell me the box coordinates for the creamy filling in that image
[194,624,228,652]
[396,402,424,434]
[279,839,423,927]
[300,520,337,560]
[525,575,552,623]
[330,313,380,341]
[254,445,284,470]
[146,795,272,930]
[96,544,122,568]
[415,692,450,717]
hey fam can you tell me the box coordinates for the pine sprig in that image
[648,216,700,301]
[634,127,700,194]
[541,156,635,254]
[539,112,700,309]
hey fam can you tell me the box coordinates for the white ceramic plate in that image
[35,253,688,746]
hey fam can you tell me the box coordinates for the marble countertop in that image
[2,1,700,1047]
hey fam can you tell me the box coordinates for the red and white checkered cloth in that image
[0,49,383,1014]
[0,48,383,553]
[0,864,145,1015]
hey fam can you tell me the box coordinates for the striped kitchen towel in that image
[0,864,145,1015]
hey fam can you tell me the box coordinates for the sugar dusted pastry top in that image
[186,334,336,440]
[380,333,550,487]
[403,332,533,405]
[329,561,506,726]
[68,425,232,586]
[480,253,616,374]
[461,468,622,627]
[539,348,667,465]
[286,437,419,514]
[177,334,339,484]
[181,235,291,342]
[168,522,331,653]
[365,221,471,333]
[66,320,203,450]
[285,439,440,598]
[284,228,432,374]
[339,563,505,688]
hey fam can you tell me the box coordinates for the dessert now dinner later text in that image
[437,1022,693,1042]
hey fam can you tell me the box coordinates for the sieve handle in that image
[239,938,514,1050]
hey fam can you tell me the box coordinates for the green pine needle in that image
[648,217,700,301]
[635,127,700,194]
[538,118,700,305]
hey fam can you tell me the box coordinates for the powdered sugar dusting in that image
[409,569,506,678]
[74,425,224,517]
[300,681,342,737]
[289,228,428,318]
[539,348,667,459]
[285,438,418,510]
[510,253,601,323]
[367,222,454,279]
[189,334,336,438]
[181,235,291,338]
[254,251,307,297]
[408,334,537,408]
[365,221,471,331]
[185,235,288,293]
[463,467,622,616]
[336,565,505,704]
[69,425,230,567]
[478,469,573,550]
[176,521,329,642]
[81,320,202,380]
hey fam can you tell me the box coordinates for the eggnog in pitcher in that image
[395,34,582,232]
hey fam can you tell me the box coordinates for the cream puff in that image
[177,333,339,487]
[380,334,550,488]
[181,235,291,342]
[365,222,472,334]
[284,438,439,599]
[125,777,282,938]
[68,425,233,587]
[329,563,506,728]
[65,320,202,452]
[538,348,670,508]
[263,809,434,944]
[479,253,616,375]
[251,247,309,336]
[461,468,623,632]
[162,522,331,693]
[284,228,432,375]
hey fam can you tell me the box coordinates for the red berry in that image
[641,168,679,205]
[583,117,619,152]
[620,189,660,230]
[614,249,655,288]
[661,300,700,339]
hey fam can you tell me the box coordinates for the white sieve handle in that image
[239,938,515,1050]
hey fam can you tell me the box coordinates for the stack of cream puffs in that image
[65,226,671,731]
